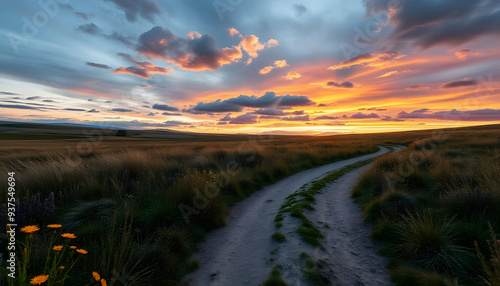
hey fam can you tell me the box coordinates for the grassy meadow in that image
[1,122,500,285]
[353,127,500,285]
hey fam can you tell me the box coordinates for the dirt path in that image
[184,146,395,286]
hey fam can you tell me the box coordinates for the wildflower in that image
[52,245,63,251]
[92,271,101,281]
[30,275,49,285]
[47,224,62,229]
[70,246,77,249]
[59,266,65,270]
[21,225,40,234]
[76,249,88,254]
[101,279,107,286]
[61,233,76,239]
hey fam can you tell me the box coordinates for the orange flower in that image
[61,233,76,239]
[92,271,101,281]
[59,266,65,270]
[100,279,107,286]
[21,225,40,234]
[69,246,77,250]
[52,245,63,251]
[47,224,62,229]
[30,275,49,285]
[76,249,88,254]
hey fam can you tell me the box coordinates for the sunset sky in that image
[1,0,500,134]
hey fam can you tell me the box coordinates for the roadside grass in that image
[263,265,287,286]
[271,232,286,242]
[0,135,379,284]
[351,133,500,286]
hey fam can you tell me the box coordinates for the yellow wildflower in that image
[59,266,65,270]
[30,275,49,285]
[47,224,62,229]
[92,271,101,281]
[21,225,40,234]
[52,245,63,251]
[61,233,76,239]
[76,249,88,254]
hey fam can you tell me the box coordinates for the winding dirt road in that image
[184,146,400,286]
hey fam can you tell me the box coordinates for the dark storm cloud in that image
[185,92,314,114]
[364,0,500,48]
[327,81,354,88]
[152,104,179,112]
[77,23,101,35]
[111,108,133,112]
[64,108,86,111]
[397,108,500,121]
[225,92,279,108]
[112,54,172,78]
[162,112,182,116]
[104,0,160,23]
[277,95,315,107]
[86,62,111,69]
[350,112,379,119]
[136,26,242,71]
[441,79,479,88]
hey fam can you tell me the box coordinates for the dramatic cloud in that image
[111,108,133,112]
[152,103,179,112]
[104,0,160,23]
[185,92,314,114]
[363,0,500,48]
[283,71,301,80]
[259,60,289,74]
[227,28,240,37]
[86,62,110,69]
[350,112,379,119]
[277,95,315,107]
[136,26,243,71]
[397,108,500,121]
[77,23,133,46]
[326,81,354,88]
[162,112,182,116]
[441,79,478,88]
[112,53,173,78]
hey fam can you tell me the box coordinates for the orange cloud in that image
[259,60,289,74]
[377,71,399,78]
[283,71,301,80]
[240,35,278,58]
[186,31,201,39]
[227,28,240,37]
